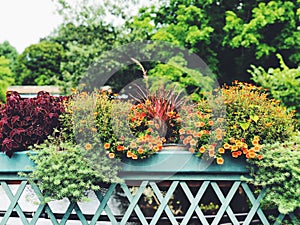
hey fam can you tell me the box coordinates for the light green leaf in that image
[250,115,259,123]
[239,122,250,131]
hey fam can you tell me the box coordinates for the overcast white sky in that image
[0,0,63,53]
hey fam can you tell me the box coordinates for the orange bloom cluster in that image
[223,136,263,160]
[104,132,163,160]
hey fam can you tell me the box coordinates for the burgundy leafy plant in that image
[0,91,68,157]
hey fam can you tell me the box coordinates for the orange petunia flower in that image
[117,145,124,151]
[108,153,115,159]
[218,148,225,154]
[132,154,138,160]
[85,143,92,151]
[104,143,110,149]
[189,147,195,153]
[216,158,224,165]
[137,148,144,154]
[199,146,206,153]
[224,143,231,149]
[232,151,239,158]
[253,145,260,152]
[127,151,133,158]
[216,134,223,140]
[190,139,197,146]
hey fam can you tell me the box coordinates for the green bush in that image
[247,132,300,214]
[249,54,300,126]
[25,139,103,203]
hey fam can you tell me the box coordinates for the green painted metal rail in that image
[0,151,299,225]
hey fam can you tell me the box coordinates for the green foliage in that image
[48,22,119,93]
[25,139,103,203]
[0,56,14,102]
[63,90,123,180]
[224,1,299,61]
[249,54,300,125]
[0,41,18,76]
[193,82,297,163]
[219,82,296,145]
[247,133,300,214]
[148,55,215,101]
[126,0,300,83]
[15,41,64,85]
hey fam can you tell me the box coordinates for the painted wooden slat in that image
[241,183,269,225]
[120,181,148,225]
[180,181,210,225]
[121,182,149,225]
[91,183,118,225]
[1,181,29,225]
[211,181,240,225]
[149,181,178,225]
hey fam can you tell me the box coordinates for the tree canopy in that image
[15,41,64,86]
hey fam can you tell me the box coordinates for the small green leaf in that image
[239,122,250,131]
[250,114,259,123]
[54,179,61,185]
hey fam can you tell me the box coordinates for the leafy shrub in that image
[189,81,297,163]
[247,132,300,214]
[249,54,300,126]
[61,90,122,182]
[23,91,122,203]
[25,138,104,203]
[0,91,67,156]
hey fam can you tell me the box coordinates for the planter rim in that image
[0,150,249,176]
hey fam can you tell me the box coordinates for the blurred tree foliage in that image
[18,0,299,99]
[125,0,300,84]
[0,56,14,102]
[15,41,64,86]
[0,41,18,77]
[249,54,300,125]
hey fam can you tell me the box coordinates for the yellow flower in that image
[231,145,238,151]
[137,148,144,154]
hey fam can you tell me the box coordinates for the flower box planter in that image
[120,149,249,181]
[0,151,35,183]
[0,151,35,173]
[0,150,249,181]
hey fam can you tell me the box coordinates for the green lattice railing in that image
[0,151,299,225]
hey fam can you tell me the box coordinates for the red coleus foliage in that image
[0,91,68,157]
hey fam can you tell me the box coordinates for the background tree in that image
[0,41,18,79]
[125,0,300,84]
[0,56,14,102]
[14,41,64,86]
[249,54,300,125]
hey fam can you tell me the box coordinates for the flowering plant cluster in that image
[0,91,67,156]
[178,81,296,164]
[83,81,297,164]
